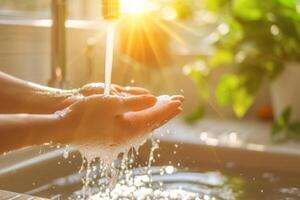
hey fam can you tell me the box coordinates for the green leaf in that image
[173,0,196,19]
[209,49,234,67]
[232,87,254,118]
[272,107,300,141]
[216,74,254,118]
[276,0,297,9]
[218,18,244,47]
[216,74,240,106]
[278,106,292,126]
[271,106,292,140]
[204,0,228,12]
[233,0,264,21]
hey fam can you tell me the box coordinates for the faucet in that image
[49,0,120,88]
[49,0,67,88]
[102,0,121,20]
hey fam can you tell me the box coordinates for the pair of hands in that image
[54,83,184,146]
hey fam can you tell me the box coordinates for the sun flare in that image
[121,0,147,14]
[118,0,189,69]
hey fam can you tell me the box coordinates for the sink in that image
[0,120,300,199]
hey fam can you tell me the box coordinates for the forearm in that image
[0,114,69,153]
[0,71,75,114]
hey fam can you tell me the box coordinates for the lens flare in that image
[121,0,147,14]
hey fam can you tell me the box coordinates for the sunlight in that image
[117,0,192,69]
[121,0,148,14]
[118,13,188,68]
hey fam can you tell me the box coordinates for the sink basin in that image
[0,121,300,199]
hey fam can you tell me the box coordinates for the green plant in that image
[187,0,300,119]
[272,107,300,142]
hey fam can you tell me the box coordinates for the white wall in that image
[0,24,50,84]
[0,21,107,87]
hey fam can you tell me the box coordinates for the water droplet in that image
[63,145,70,159]
[165,166,175,174]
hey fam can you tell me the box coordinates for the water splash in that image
[72,96,177,199]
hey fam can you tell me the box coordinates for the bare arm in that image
[0,71,74,114]
[0,114,67,153]
[0,71,150,114]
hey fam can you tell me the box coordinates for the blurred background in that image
[0,0,300,142]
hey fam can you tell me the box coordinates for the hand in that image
[56,94,183,146]
[79,83,150,96]
[57,83,150,111]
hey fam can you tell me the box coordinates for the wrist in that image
[51,89,79,111]
[46,113,74,144]
[30,89,78,114]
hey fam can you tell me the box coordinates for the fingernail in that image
[173,95,185,101]
[170,100,182,107]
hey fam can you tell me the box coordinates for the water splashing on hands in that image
[55,94,183,163]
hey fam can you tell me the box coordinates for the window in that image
[0,0,101,20]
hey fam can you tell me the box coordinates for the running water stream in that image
[104,22,116,96]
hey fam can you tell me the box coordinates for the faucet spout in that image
[102,0,120,20]
[49,0,67,88]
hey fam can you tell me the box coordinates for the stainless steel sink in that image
[0,189,47,200]
[0,137,300,199]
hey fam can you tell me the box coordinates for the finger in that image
[80,83,104,96]
[171,95,184,103]
[112,84,125,92]
[119,95,157,113]
[118,107,181,140]
[124,100,182,128]
[153,107,182,129]
[121,86,150,95]
[80,83,122,96]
